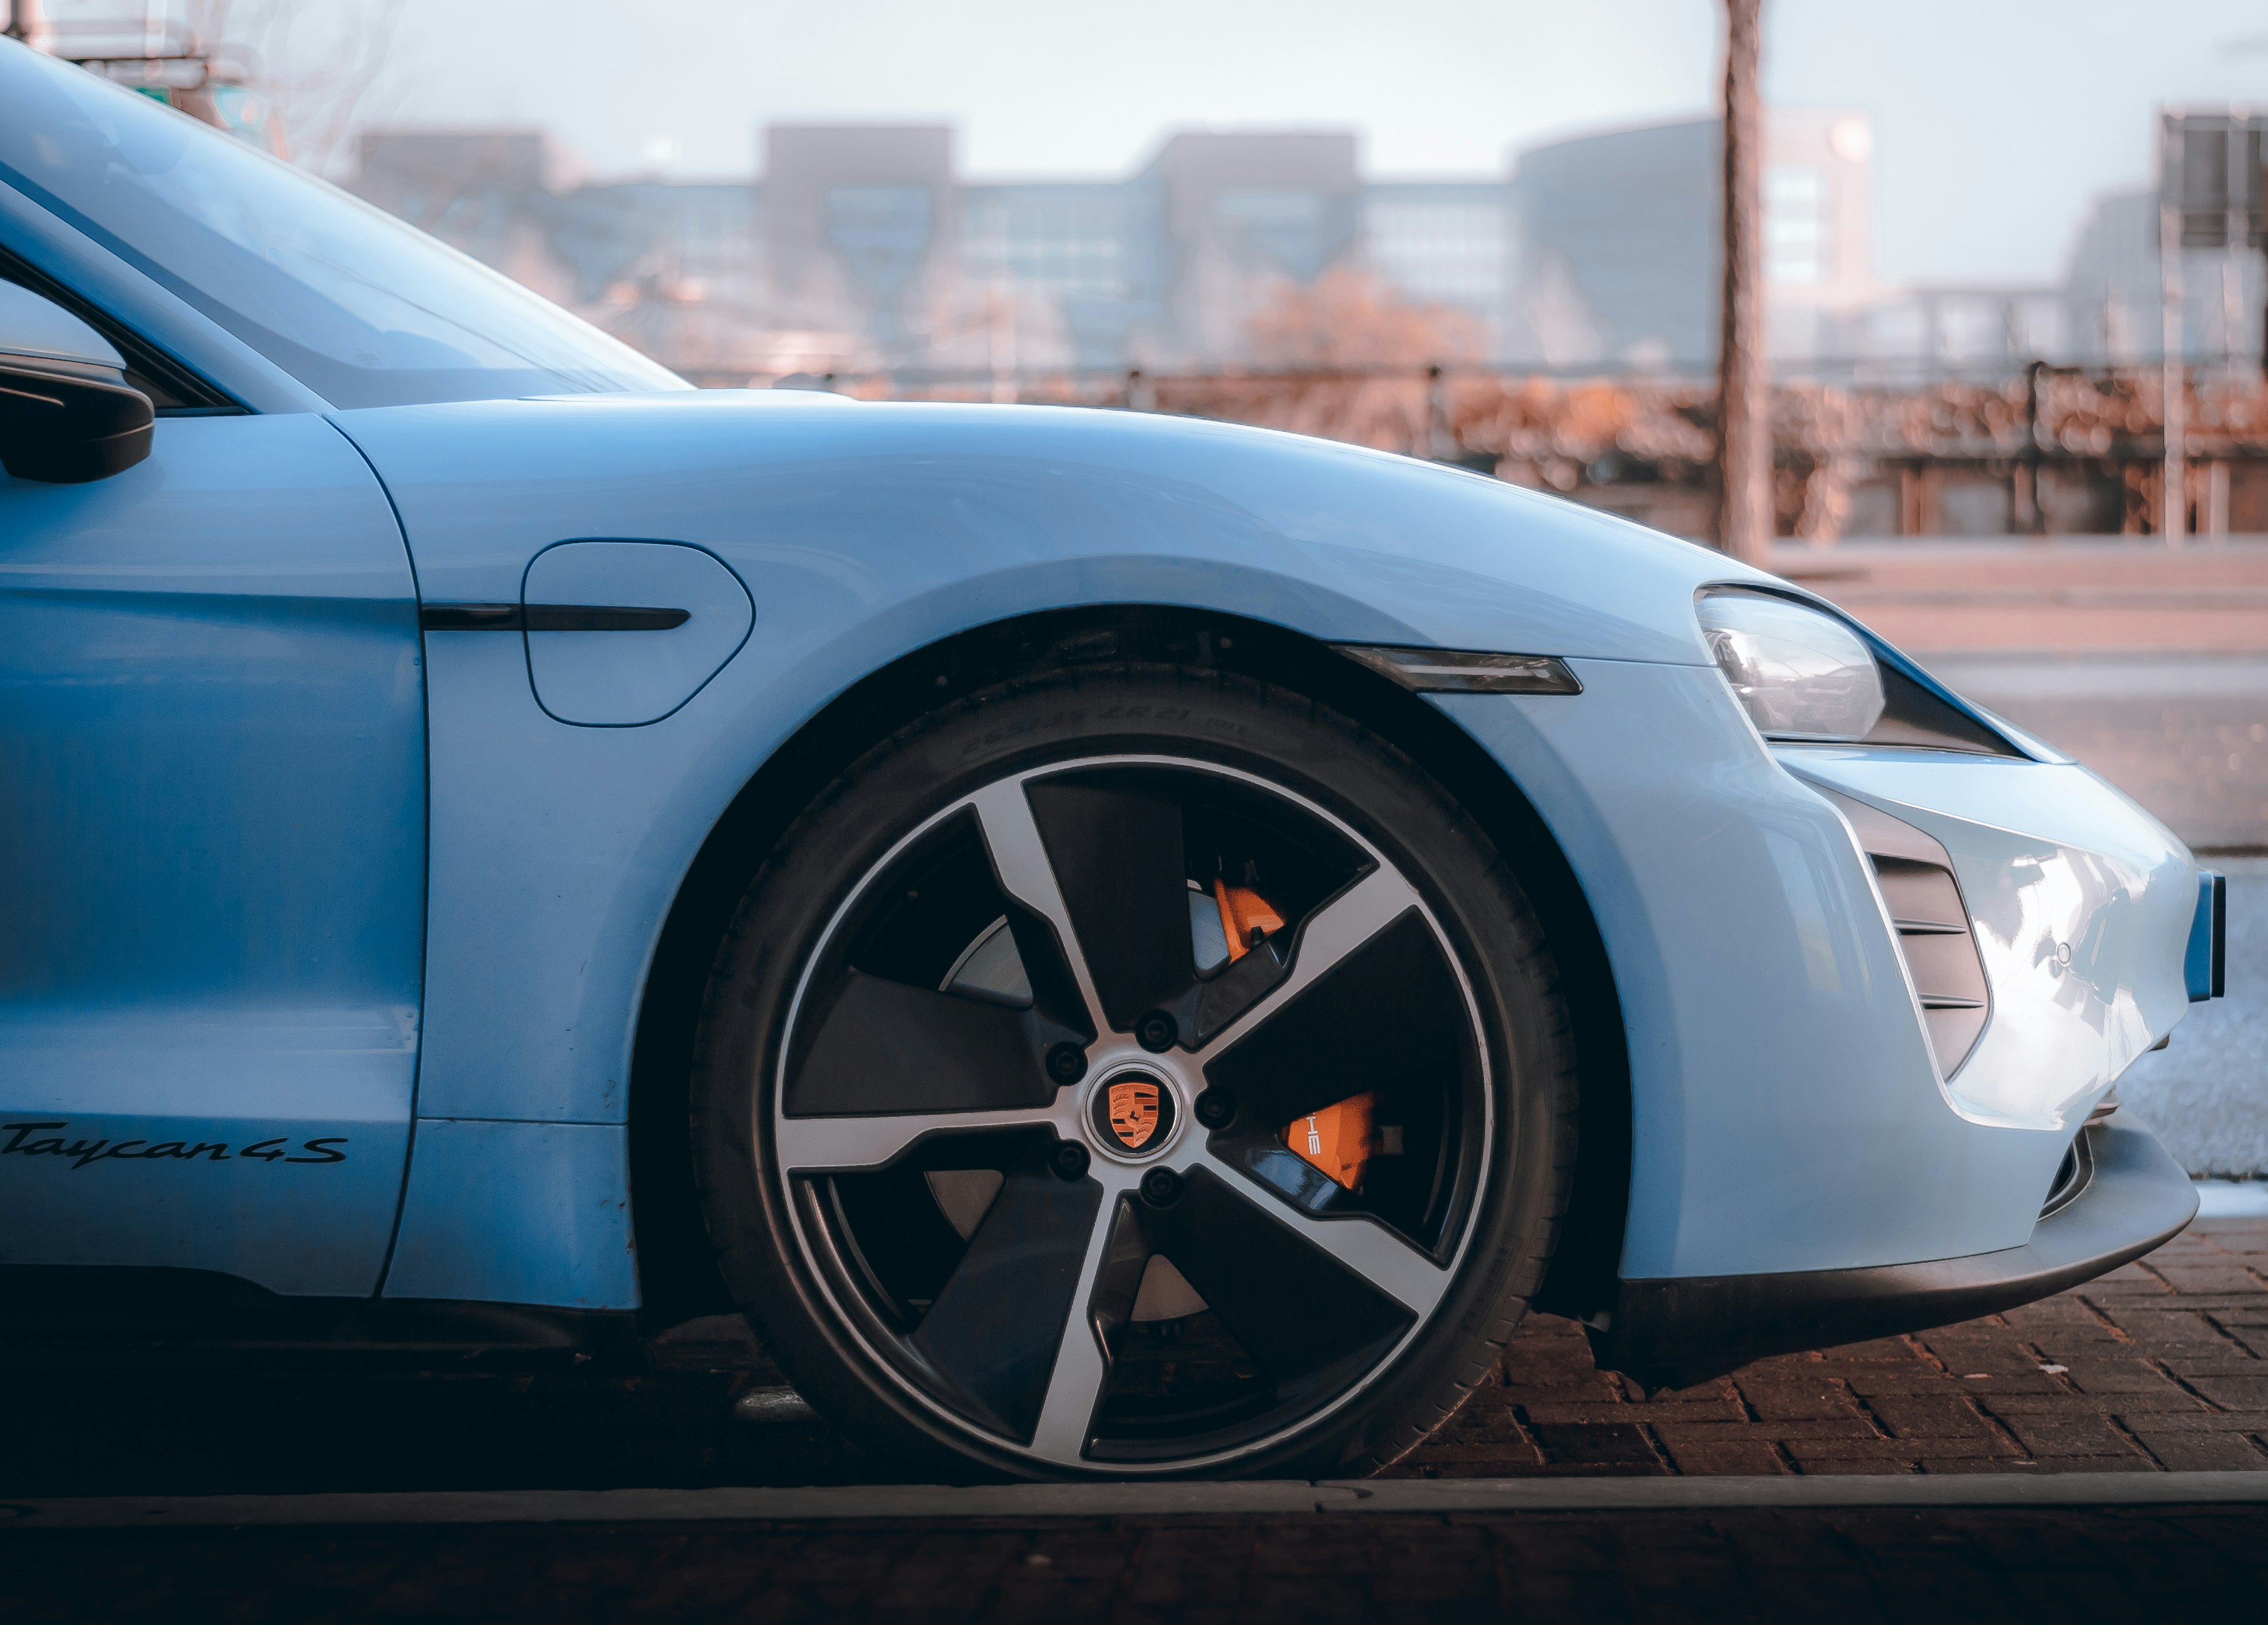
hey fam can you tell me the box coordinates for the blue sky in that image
[330,0,2268,285]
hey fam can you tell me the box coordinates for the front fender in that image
[326,393,1764,1307]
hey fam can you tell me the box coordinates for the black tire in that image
[690,666,1578,1479]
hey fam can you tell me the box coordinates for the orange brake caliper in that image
[1214,876,1376,1193]
[1212,876,1283,962]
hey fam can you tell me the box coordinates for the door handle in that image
[421,604,691,632]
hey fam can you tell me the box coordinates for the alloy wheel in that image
[769,755,1492,1472]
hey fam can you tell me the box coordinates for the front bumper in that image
[1592,1118,2198,1390]
[1440,669,2201,1283]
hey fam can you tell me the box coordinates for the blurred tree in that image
[1244,268,1483,370]
[187,0,409,176]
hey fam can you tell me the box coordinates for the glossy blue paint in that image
[0,414,423,1293]
[1786,751,2199,1134]
[381,1118,636,1307]
[522,540,755,726]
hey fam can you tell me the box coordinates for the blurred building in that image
[353,121,1528,377]
[2063,187,2265,367]
[352,115,1855,379]
[1503,110,1878,372]
[350,106,2262,387]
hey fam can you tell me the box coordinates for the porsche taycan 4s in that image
[0,41,2221,1479]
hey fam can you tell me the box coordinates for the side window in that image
[0,251,239,414]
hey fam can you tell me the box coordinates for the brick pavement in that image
[2,1226,2256,1500]
[1397,1217,2268,1479]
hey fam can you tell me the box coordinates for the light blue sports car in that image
[0,42,2221,1479]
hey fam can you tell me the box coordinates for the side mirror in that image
[0,280,153,484]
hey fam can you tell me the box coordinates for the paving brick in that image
[1659,1441,1791,1475]
[1852,1369,2064,1399]
[2056,1358,2197,1396]
[1996,1415,2147,1459]
[2141,1341,2268,1368]
[1393,1443,1546,1469]
[2149,1266,2268,1293]
[1805,1337,1916,1363]
[1909,1340,2044,1379]
[1508,1401,1639,1425]
[2001,1298,2112,1330]
[1858,1393,2000,1439]
[2181,1373,2268,1409]
[1973,1392,2194,1418]
[1732,1375,1868,1423]
[1617,1395,1749,1424]
[1779,1438,1922,1463]
[1526,1422,1664,1468]
[2105,1306,2235,1336]
[2101,1409,2268,1431]
[2085,1260,2176,1287]
[2129,1429,2268,1470]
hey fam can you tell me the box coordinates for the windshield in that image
[0,42,688,408]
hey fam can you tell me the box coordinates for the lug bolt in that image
[1139,1167,1182,1207]
[1046,1042,1087,1084]
[1135,1010,1179,1053]
[1194,1087,1236,1129]
[1049,1141,1091,1182]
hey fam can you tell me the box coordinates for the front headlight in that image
[1696,590,1886,742]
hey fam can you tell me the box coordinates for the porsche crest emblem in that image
[1107,1078,1161,1150]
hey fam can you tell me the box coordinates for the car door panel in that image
[0,413,423,1295]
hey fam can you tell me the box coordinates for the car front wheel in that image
[690,667,1578,1477]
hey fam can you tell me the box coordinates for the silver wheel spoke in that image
[1200,865,1424,1057]
[775,1096,1073,1173]
[1191,1146,1452,1318]
[1027,1167,1136,1464]
[969,778,1109,1035]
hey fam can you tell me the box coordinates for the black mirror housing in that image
[0,282,153,484]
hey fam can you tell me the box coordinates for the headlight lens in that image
[1696,590,1886,742]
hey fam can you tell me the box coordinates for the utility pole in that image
[2159,113,2187,545]
[4,0,53,49]
[1716,0,1771,565]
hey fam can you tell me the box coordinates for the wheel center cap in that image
[1089,1066,1177,1159]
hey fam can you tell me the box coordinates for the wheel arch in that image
[625,605,1632,1330]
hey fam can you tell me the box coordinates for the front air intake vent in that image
[1819,789,1992,1076]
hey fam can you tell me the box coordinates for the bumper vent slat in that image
[1819,792,1994,1078]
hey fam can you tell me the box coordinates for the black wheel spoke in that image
[1197,872,1448,1118]
[784,968,1057,1119]
[908,1148,1111,1443]
[1138,1164,1422,1399]
[1023,774,1194,1034]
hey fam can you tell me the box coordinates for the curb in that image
[6,1472,2268,1528]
